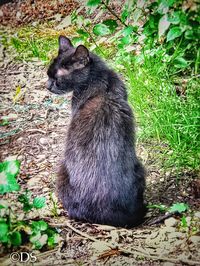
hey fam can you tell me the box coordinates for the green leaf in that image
[76,29,89,37]
[121,8,129,23]
[18,192,33,212]
[168,11,187,25]
[169,203,189,213]
[33,197,46,209]
[93,24,111,36]
[0,222,8,243]
[0,160,20,194]
[147,204,167,212]
[10,231,22,246]
[181,215,188,228]
[103,19,118,33]
[31,220,48,233]
[0,160,20,176]
[122,26,135,36]
[166,26,183,42]
[185,29,194,40]
[0,200,8,209]
[158,0,175,14]
[174,57,188,68]
[87,0,101,6]
[0,119,9,126]
[168,11,181,24]
[72,37,84,45]
[158,14,171,38]
[47,233,60,248]
[31,233,48,249]
[120,36,132,45]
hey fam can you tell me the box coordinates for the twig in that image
[101,0,140,36]
[146,211,180,226]
[25,128,46,134]
[50,222,150,255]
[101,0,127,27]
[50,221,99,243]
[49,221,200,265]
[36,247,59,258]
[82,25,106,56]
[7,71,32,75]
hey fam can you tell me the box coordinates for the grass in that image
[2,24,200,171]
[1,24,76,63]
[123,55,200,170]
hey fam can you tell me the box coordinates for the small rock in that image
[164,217,178,227]
[36,154,46,162]
[16,137,23,143]
[186,216,191,226]
[163,262,174,266]
[16,11,21,19]
[189,236,200,247]
[27,177,41,188]
[91,241,109,253]
[95,224,116,231]
[165,171,171,177]
[2,113,18,121]
[164,226,176,233]
[169,232,184,239]
[194,212,200,218]
[43,187,49,193]
[32,21,38,27]
[39,137,49,145]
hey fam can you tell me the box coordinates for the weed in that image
[0,159,60,250]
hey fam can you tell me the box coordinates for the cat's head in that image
[46,36,90,94]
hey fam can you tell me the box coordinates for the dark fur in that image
[47,36,146,227]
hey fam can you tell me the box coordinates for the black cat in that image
[46,36,146,227]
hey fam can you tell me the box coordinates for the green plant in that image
[49,192,59,217]
[0,160,20,194]
[148,202,189,214]
[125,60,200,169]
[84,0,199,74]
[0,159,61,250]
[18,190,46,212]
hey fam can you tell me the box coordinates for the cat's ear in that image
[73,45,89,64]
[59,36,73,52]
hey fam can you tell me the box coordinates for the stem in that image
[101,0,127,27]
[82,24,106,56]
[195,48,199,75]
[101,0,140,36]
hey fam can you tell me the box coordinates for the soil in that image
[0,1,200,265]
[0,0,80,26]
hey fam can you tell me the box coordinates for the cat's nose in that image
[46,79,53,90]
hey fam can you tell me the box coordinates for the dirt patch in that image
[0,0,79,27]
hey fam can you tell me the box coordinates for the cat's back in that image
[68,92,134,147]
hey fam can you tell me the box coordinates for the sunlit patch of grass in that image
[2,24,116,64]
[123,57,200,170]
[2,24,77,63]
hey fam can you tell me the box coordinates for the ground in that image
[0,1,200,265]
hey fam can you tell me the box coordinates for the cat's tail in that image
[56,162,70,208]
